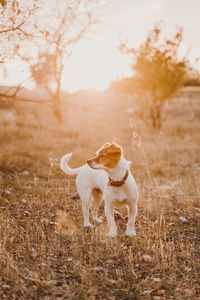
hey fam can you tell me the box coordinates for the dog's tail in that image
[60,153,80,176]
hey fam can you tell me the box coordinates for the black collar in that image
[108,170,129,187]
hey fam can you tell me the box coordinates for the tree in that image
[0,0,34,36]
[0,0,38,99]
[120,25,187,128]
[184,66,200,86]
[109,77,135,96]
[27,0,104,121]
[1,0,105,120]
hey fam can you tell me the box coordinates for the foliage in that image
[120,25,187,128]
[0,0,7,8]
[27,0,103,121]
[109,77,135,96]
[0,0,37,54]
[184,67,200,86]
[0,0,105,121]
[0,0,38,98]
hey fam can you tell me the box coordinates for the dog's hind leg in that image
[80,191,93,228]
[91,188,103,223]
[105,203,117,237]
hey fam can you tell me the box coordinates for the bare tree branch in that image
[0,0,107,121]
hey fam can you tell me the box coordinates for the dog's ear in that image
[101,143,122,168]
[111,141,120,147]
[109,143,122,156]
[104,143,110,147]
[110,143,122,153]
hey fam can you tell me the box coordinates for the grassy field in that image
[0,90,200,299]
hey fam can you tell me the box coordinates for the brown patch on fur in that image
[93,143,122,168]
[92,188,102,196]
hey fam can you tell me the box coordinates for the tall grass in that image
[0,92,200,299]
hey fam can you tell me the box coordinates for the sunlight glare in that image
[61,36,131,93]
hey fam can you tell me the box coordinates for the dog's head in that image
[87,143,122,170]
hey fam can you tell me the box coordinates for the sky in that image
[1,0,200,92]
[62,0,200,92]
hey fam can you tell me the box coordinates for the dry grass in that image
[0,90,200,299]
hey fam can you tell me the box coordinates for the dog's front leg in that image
[105,203,117,237]
[125,202,137,236]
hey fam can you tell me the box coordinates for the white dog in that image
[60,143,138,237]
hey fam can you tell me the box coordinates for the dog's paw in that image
[107,230,117,237]
[84,222,93,228]
[95,217,103,224]
[125,229,136,237]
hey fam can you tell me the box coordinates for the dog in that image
[60,143,138,237]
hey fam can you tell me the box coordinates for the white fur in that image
[60,147,138,237]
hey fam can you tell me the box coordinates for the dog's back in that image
[76,165,108,193]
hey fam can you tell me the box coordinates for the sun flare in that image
[61,36,131,93]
